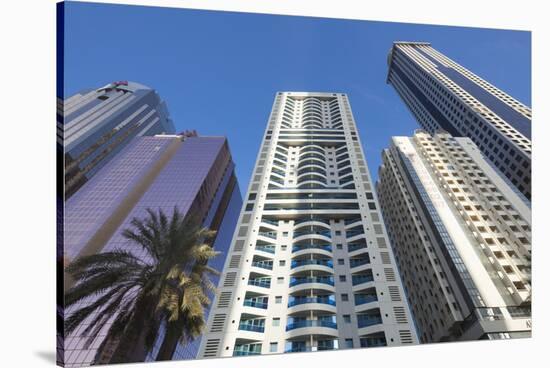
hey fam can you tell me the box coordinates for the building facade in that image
[61,133,242,366]
[199,92,418,359]
[387,42,531,199]
[58,81,175,199]
[376,130,531,343]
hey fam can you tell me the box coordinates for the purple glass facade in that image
[60,134,242,367]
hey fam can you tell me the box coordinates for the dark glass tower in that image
[60,133,242,366]
[387,42,531,199]
[58,81,175,199]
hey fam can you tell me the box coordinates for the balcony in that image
[289,276,334,287]
[261,218,279,227]
[352,275,374,286]
[286,320,337,331]
[354,295,378,306]
[239,323,265,333]
[292,244,332,253]
[258,231,277,239]
[252,261,273,270]
[291,259,333,269]
[293,230,331,239]
[360,337,387,348]
[243,299,268,309]
[248,279,271,288]
[348,243,367,252]
[255,245,275,254]
[346,230,365,238]
[350,258,370,268]
[233,344,262,356]
[357,316,383,328]
[288,297,336,307]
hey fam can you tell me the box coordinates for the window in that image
[344,339,354,349]
[337,244,343,250]
[341,294,349,301]
[339,275,346,282]
[279,260,286,266]
[245,203,254,211]
[277,277,284,284]
[270,342,278,352]
[343,314,351,323]
[338,259,345,265]
[275,296,282,304]
[281,245,287,251]
[272,318,280,326]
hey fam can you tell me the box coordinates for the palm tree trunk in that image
[155,318,185,361]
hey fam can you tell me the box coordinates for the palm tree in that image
[64,207,219,364]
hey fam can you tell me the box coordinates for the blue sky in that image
[63,1,531,195]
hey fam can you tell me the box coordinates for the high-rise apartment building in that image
[199,92,418,358]
[387,42,531,199]
[376,130,531,343]
[58,81,175,199]
[61,133,242,366]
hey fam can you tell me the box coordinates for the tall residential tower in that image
[199,92,418,358]
[377,130,531,343]
[58,81,175,199]
[387,42,531,199]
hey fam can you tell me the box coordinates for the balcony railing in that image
[238,323,265,333]
[350,258,370,268]
[354,295,378,306]
[261,218,279,227]
[292,244,332,253]
[288,297,336,307]
[243,299,268,309]
[357,316,383,328]
[256,245,276,254]
[294,217,331,226]
[291,259,333,269]
[348,243,367,252]
[289,276,334,287]
[252,261,273,270]
[286,320,337,331]
[294,230,331,239]
[352,275,374,285]
[360,337,387,348]
[248,279,271,288]
[233,345,262,356]
[346,230,365,238]
[258,231,277,239]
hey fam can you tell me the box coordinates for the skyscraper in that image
[376,130,531,343]
[386,42,531,199]
[58,81,175,199]
[199,92,418,359]
[61,133,242,367]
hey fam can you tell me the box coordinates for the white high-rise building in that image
[376,130,531,343]
[199,92,418,358]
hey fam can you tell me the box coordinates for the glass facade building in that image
[60,134,242,367]
[58,81,175,199]
[387,42,531,199]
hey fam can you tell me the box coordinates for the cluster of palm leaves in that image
[64,207,219,363]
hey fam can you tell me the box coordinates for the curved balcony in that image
[296,180,328,189]
[292,245,332,258]
[289,276,334,287]
[294,217,332,227]
[291,259,333,272]
[285,320,339,338]
[286,319,337,331]
[297,157,326,168]
[296,173,327,185]
[293,229,331,240]
[288,297,336,308]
